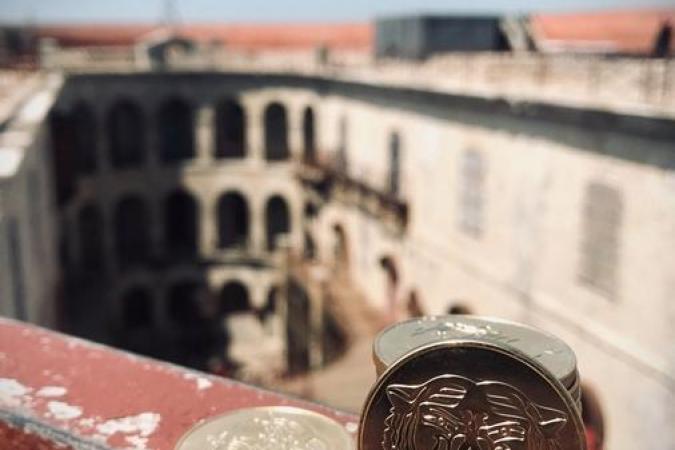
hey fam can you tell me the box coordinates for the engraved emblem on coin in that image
[205,415,329,450]
[382,375,567,450]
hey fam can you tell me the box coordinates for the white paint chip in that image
[47,401,83,420]
[96,412,160,438]
[0,378,30,406]
[36,386,67,397]
[183,373,213,391]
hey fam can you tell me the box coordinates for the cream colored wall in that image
[307,91,675,450]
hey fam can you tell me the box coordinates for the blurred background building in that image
[0,5,674,450]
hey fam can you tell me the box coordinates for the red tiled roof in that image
[531,9,675,55]
[36,23,373,51]
[36,24,156,47]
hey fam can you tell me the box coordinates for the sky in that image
[0,0,673,24]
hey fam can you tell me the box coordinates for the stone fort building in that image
[1,10,674,450]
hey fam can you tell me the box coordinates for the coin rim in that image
[360,339,587,450]
[373,315,578,383]
[174,405,355,450]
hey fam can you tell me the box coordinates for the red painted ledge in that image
[0,318,359,450]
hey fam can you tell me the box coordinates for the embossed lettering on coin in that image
[383,374,567,450]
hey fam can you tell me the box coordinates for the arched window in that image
[167,281,205,327]
[302,106,316,163]
[215,99,246,158]
[107,100,145,169]
[579,182,622,299]
[264,102,289,161]
[78,204,105,271]
[337,116,348,172]
[388,132,401,196]
[114,195,151,268]
[164,189,198,257]
[217,192,249,249]
[220,281,251,315]
[287,279,310,374]
[121,287,153,329]
[265,195,291,251]
[158,98,194,163]
[72,102,97,175]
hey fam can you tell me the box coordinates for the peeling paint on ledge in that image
[0,317,358,449]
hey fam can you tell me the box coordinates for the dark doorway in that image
[220,281,251,315]
[286,279,311,375]
[215,99,246,158]
[158,98,194,164]
[264,102,289,161]
[217,192,249,249]
[265,195,291,251]
[302,106,316,163]
[164,189,198,257]
[107,100,145,169]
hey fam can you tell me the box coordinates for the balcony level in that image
[297,155,409,234]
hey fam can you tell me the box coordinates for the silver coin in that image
[361,340,586,450]
[175,406,355,450]
[374,315,578,386]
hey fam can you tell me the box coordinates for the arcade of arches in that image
[50,93,411,383]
